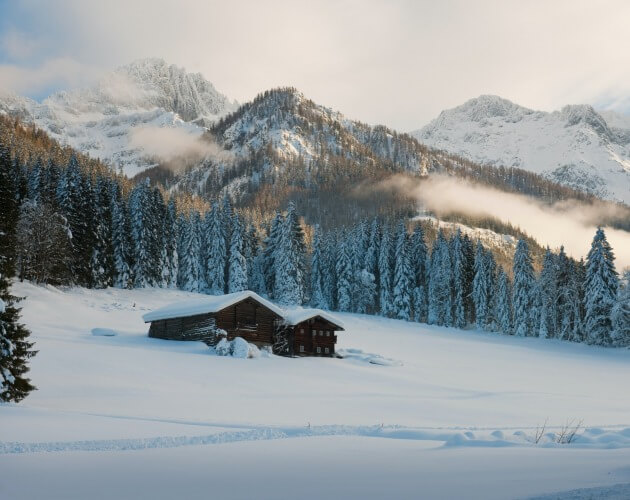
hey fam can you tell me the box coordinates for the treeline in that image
[2,143,628,350]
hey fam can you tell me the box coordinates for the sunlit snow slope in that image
[413,95,630,204]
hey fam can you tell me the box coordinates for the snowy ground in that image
[2,283,630,499]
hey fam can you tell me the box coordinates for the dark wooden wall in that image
[293,318,338,356]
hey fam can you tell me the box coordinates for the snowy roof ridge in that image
[281,307,345,330]
[142,290,284,322]
[142,291,344,329]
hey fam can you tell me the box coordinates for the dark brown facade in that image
[292,317,340,357]
[147,295,343,357]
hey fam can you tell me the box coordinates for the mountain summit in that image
[412,96,630,204]
[0,58,237,176]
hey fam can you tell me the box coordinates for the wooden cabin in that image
[142,291,345,357]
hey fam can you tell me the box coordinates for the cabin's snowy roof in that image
[142,291,285,322]
[142,291,345,330]
[282,308,345,330]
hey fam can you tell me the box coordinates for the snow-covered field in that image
[2,283,630,499]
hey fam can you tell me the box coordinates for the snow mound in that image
[91,328,118,337]
[337,348,402,366]
[214,337,260,359]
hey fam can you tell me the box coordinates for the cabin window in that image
[300,345,305,353]
[316,346,321,354]
[300,328,304,334]
[325,331,330,337]
[312,331,315,337]
[325,347,330,354]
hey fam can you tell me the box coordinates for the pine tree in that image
[163,199,179,288]
[90,177,114,288]
[227,213,248,293]
[392,222,412,320]
[451,230,466,328]
[378,227,393,317]
[512,239,536,337]
[322,232,338,310]
[584,228,618,346]
[555,247,574,340]
[472,242,489,330]
[249,246,267,296]
[0,147,21,277]
[611,270,630,347]
[537,248,557,339]
[0,269,36,402]
[178,211,202,293]
[496,269,512,334]
[110,186,133,289]
[336,235,353,312]
[310,226,326,309]
[410,224,428,322]
[262,212,283,299]
[204,202,226,294]
[129,180,159,288]
[428,230,452,326]
[274,203,306,305]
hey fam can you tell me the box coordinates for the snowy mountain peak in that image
[558,104,612,137]
[0,58,237,176]
[413,97,630,204]
[436,95,534,124]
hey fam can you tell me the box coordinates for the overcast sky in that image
[1,0,629,130]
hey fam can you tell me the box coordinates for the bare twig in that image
[555,419,584,444]
[534,418,548,444]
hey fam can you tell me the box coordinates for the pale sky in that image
[1,0,630,131]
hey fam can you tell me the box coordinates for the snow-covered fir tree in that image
[262,212,283,299]
[178,211,203,293]
[392,222,412,320]
[472,242,490,330]
[428,230,452,326]
[129,180,160,288]
[451,230,466,329]
[273,203,306,305]
[162,199,179,288]
[512,239,537,337]
[0,268,36,402]
[227,213,248,293]
[336,235,353,312]
[110,185,132,289]
[611,270,630,347]
[584,228,618,346]
[90,177,114,288]
[322,232,338,310]
[378,227,394,317]
[537,248,557,339]
[204,202,226,294]
[410,224,428,323]
[496,269,512,334]
[310,226,326,309]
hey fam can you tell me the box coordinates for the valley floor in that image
[1,283,630,499]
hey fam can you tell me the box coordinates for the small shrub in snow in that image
[215,338,232,356]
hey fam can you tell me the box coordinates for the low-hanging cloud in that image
[378,174,630,271]
[129,126,234,168]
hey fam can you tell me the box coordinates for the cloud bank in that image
[379,174,630,271]
[129,126,234,168]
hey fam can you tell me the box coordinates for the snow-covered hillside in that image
[0,59,236,177]
[412,95,630,204]
[2,283,630,499]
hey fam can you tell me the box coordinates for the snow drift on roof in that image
[142,291,345,329]
[142,290,284,322]
[282,308,345,329]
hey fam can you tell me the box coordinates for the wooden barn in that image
[142,291,344,357]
